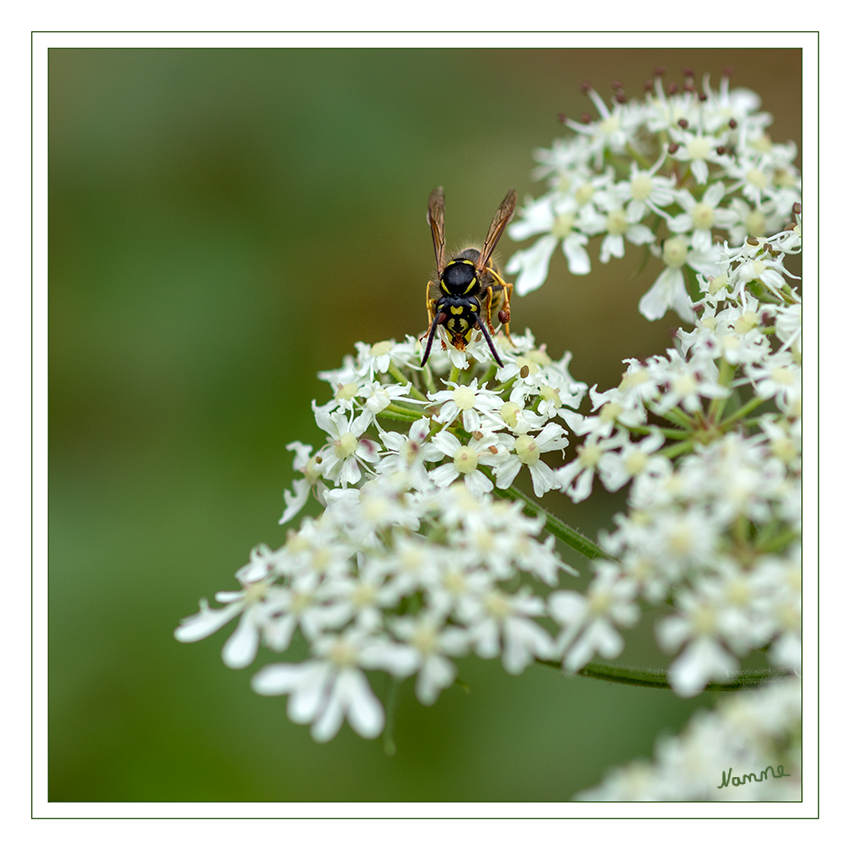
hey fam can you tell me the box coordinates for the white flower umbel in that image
[178,71,801,784]
[178,326,586,741]
[507,69,800,324]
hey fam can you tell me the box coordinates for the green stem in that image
[756,526,800,554]
[536,658,789,691]
[625,143,653,171]
[660,439,695,460]
[494,481,614,563]
[628,424,691,440]
[381,675,399,756]
[388,363,428,401]
[422,363,438,395]
[378,404,426,423]
[656,406,695,431]
[720,393,766,430]
[708,357,736,423]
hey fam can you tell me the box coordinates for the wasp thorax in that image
[442,259,476,294]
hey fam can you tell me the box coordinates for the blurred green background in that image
[48,47,801,802]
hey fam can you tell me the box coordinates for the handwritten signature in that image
[718,765,791,789]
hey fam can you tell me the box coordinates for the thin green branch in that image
[381,674,400,756]
[388,363,428,401]
[536,658,789,691]
[655,406,695,430]
[628,424,691,440]
[660,439,695,460]
[720,393,767,430]
[493,481,615,563]
[708,357,736,422]
[378,404,427,423]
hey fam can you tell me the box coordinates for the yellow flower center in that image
[574,182,595,206]
[452,386,477,410]
[552,212,576,237]
[745,209,766,237]
[578,443,603,469]
[630,173,653,201]
[328,637,358,667]
[515,434,540,466]
[453,446,479,474]
[663,236,689,268]
[334,431,358,459]
[370,340,393,357]
[539,385,560,406]
[746,168,769,189]
[500,401,520,429]
[624,451,648,476]
[411,622,439,655]
[686,136,712,160]
[484,590,512,620]
[606,208,629,236]
[691,201,715,230]
[734,311,759,335]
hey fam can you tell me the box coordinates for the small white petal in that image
[174,600,242,643]
[337,668,384,739]
[251,662,305,695]
[508,235,558,295]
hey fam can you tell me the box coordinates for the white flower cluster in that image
[506,70,801,323]
[551,221,801,697]
[176,330,590,742]
[575,675,801,801]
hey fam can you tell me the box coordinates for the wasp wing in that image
[476,189,517,274]
[427,186,446,275]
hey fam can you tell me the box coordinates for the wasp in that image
[420,187,516,368]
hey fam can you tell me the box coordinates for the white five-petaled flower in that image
[375,416,443,481]
[549,563,640,671]
[557,433,624,503]
[491,421,569,497]
[506,194,592,294]
[251,628,406,742]
[667,183,737,254]
[174,545,279,669]
[388,613,469,704]
[428,429,502,499]
[461,587,554,674]
[667,126,730,185]
[639,236,724,323]
[656,591,742,697]
[429,378,504,433]
[312,406,379,486]
[597,429,667,493]
[580,195,655,264]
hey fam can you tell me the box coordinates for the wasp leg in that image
[489,269,515,347]
[482,286,498,337]
[499,280,515,346]
[425,280,436,324]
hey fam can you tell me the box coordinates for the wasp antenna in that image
[421,311,445,367]
[474,314,504,368]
